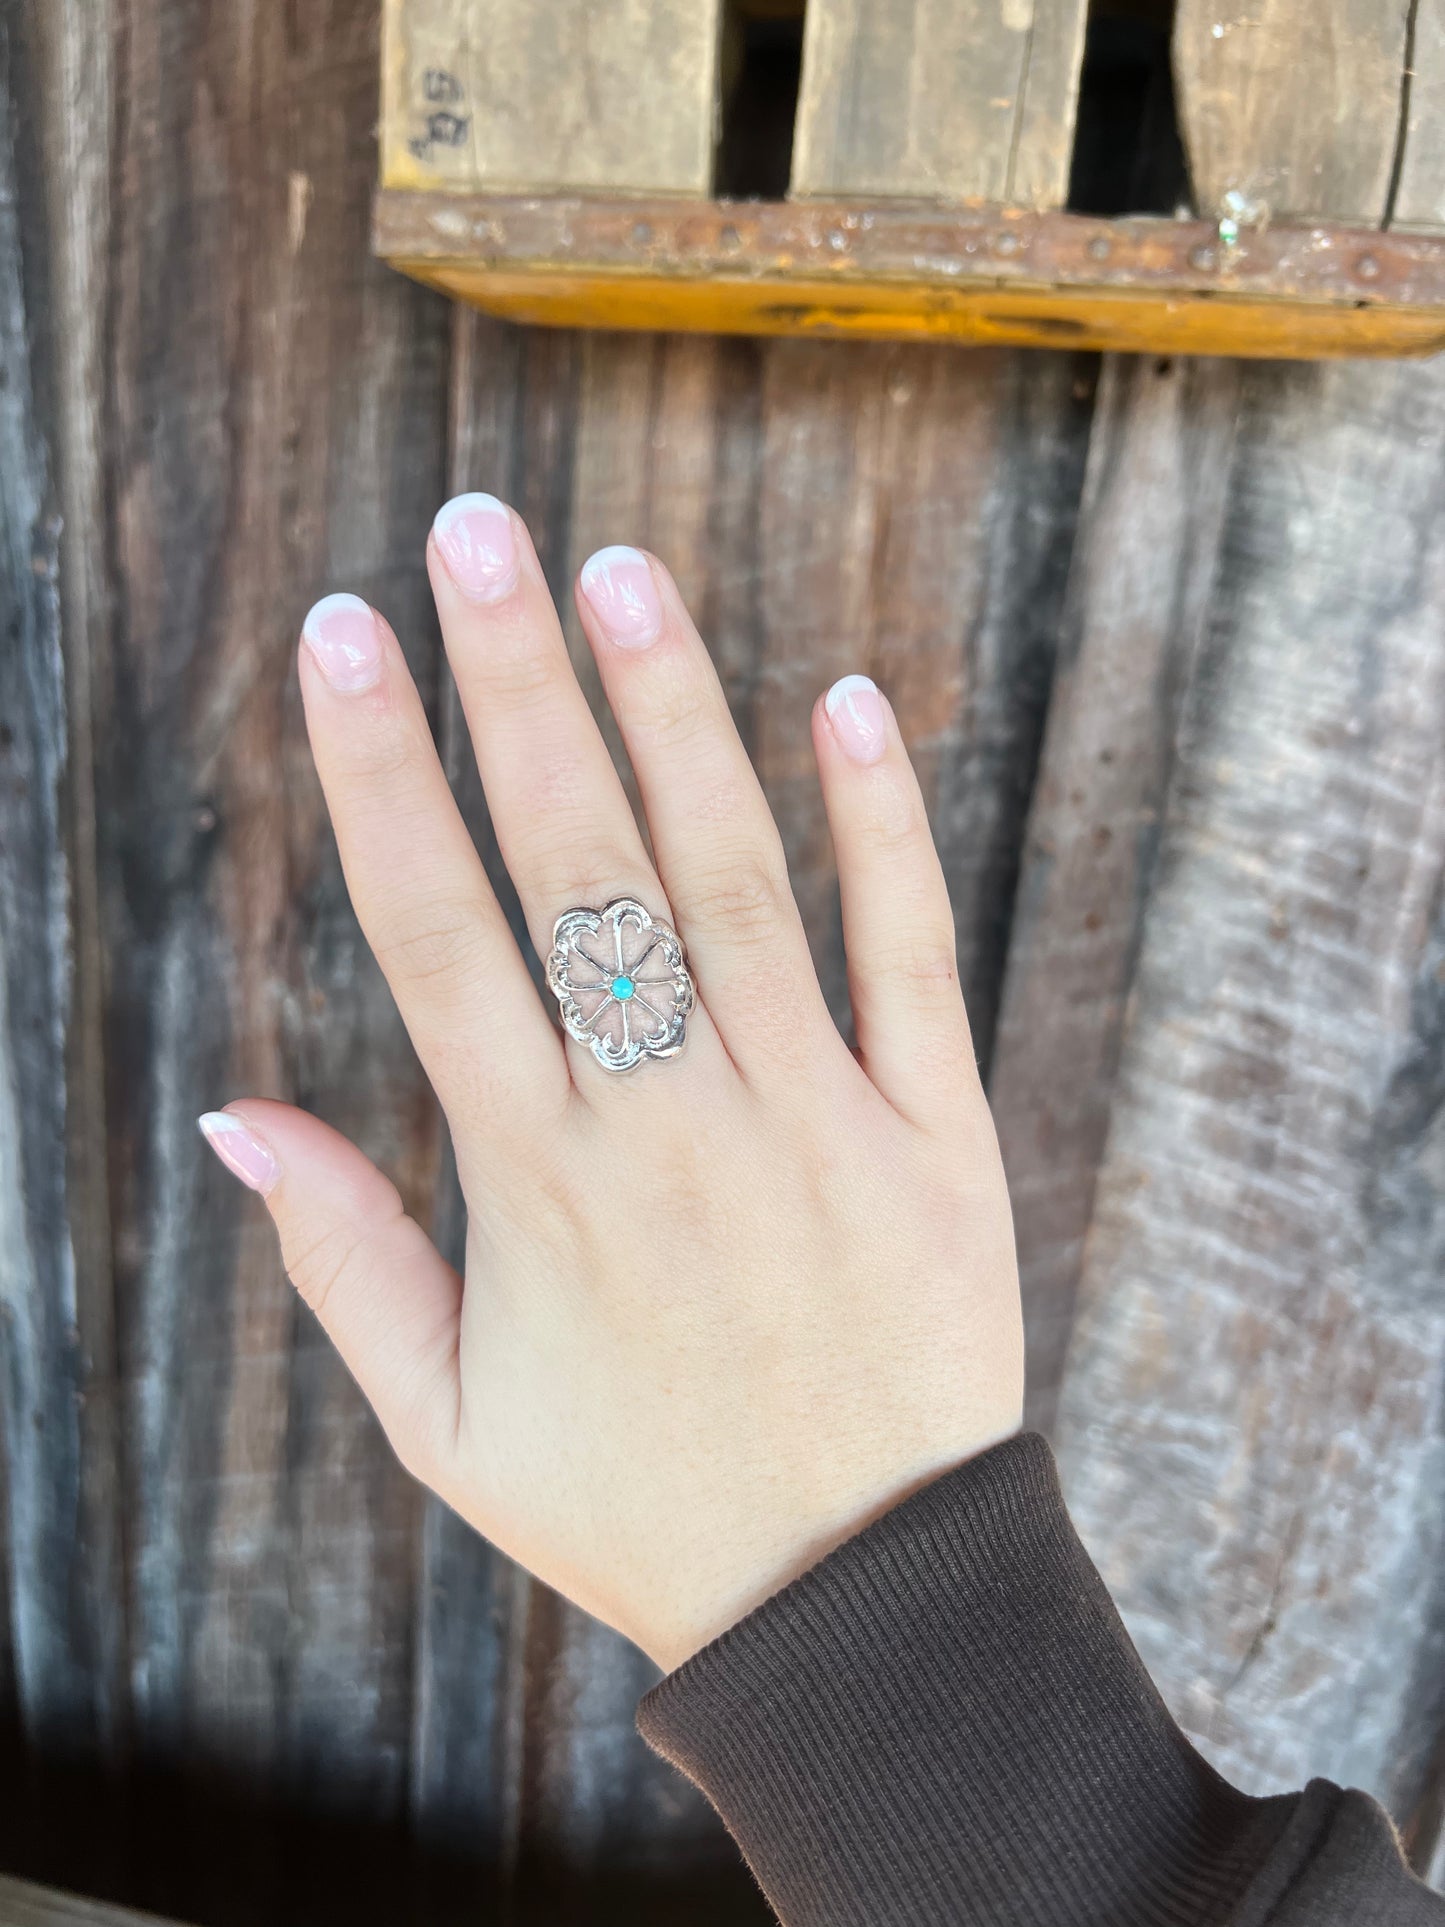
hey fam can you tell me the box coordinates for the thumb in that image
[199,1100,463,1485]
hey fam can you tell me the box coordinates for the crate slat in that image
[374,191,1445,359]
[789,0,1088,207]
[380,0,723,194]
[1392,1,1445,232]
[1173,0,1411,223]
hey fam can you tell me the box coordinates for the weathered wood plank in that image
[991,353,1242,1434]
[91,0,449,1916]
[380,0,723,195]
[1391,0,1445,232]
[0,1876,189,1927]
[1054,356,1445,1871]
[1173,0,1413,223]
[0,0,127,1887]
[375,189,1445,360]
[790,0,1088,207]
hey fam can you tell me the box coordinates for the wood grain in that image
[381,0,723,195]
[790,0,1088,207]
[991,352,1243,1434]
[1391,0,1445,231]
[74,0,448,1917]
[1173,0,1413,222]
[1053,356,1445,1870]
[0,0,127,1885]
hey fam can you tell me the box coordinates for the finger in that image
[299,592,564,1118]
[812,676,979,1127]
[574,546,828,1063]
[426,497,662,959]
[427,499,731,1087]
[199,1101,462,1487]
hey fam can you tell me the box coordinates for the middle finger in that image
[573,545,830,1067]
[426,493,662,960]
[426,494,729,1086]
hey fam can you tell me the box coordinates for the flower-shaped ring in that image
[545,898,695,1073]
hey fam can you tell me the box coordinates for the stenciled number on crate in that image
[409,66,469,162]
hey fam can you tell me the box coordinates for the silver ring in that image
[545,897,695,1073]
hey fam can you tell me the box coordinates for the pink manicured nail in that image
[198,1112,280,1195]
[431,493,520,602]
[302,592,384,692]
[825,674,888,765]
[578,545,663,647]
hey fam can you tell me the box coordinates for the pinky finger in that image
[813,676,980,1128]
[199,1100,463,1484]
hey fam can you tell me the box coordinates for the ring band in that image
[546,897,695,1072]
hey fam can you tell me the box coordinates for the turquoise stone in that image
[612,974,636,1001]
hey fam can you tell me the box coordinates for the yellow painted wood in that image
[380,0,723,194]
[384,258,1445,360]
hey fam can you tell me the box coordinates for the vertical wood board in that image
[75,0,450,1917]
[790,0,1088,207]
[1054,357,1445,1864]
[0,0,128,1865]
[1391,0,1445,231]
[1173,0,1413,222]
[991,352,1243,1435]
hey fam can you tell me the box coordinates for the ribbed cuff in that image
[638,1434,1296,1927]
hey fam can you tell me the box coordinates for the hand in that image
[201,496,1024,1672]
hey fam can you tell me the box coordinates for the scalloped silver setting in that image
[545,897,694,1073]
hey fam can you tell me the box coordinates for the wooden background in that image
[2,0,1444,1922]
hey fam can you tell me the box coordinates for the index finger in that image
[299,592,567,1123]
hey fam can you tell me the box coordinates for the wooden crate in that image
[374,0,1445,358]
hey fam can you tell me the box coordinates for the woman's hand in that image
[201,497,1024,1672]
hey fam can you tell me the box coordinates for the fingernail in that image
[825,674,888,765]
[432,492,520,602]
[578,545,663,648]
[302,592,384,692]
[199,1112,280,1195]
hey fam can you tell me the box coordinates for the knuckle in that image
[858,932,961,999]
[639,676,714,750]
[387,1363,457,1486]
[857,788,931,860]
[683,854,792,943]
[477,642,563,710]
[545,848,649,916]
[372,901,485,989]
[285,1221,365,1322]
[345,715,429,785]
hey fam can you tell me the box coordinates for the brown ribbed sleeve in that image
[637,1433,1443,1926]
